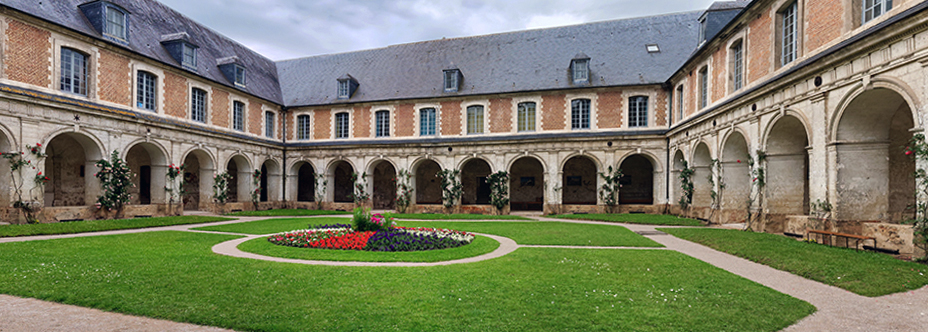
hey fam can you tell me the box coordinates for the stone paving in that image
[0,213,926,331]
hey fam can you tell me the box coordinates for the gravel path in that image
[1,213,925,331]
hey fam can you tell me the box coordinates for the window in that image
[698,18,707,43]
[780,2,798,66]
[265,111,275,138]
[444,69,460,92]
[863,0,892,23]
[629,96,648,128]
[517,102,536,132]
[699,66,709,109]
[297,115,311,140]
[731,41,744,91]
[137,71,157,111]
[572,59,589,83]
[337,80,350,99]
[571,99,591,130]
[182,44,197,70]
[676,85,684,121]
[420,108,437,136]
[191,88,207,123]
[60,48,87,96]
[466,105,484,134]
[232,101,245,131]
[234,65,246,87]
[375,110,390,137]
[335,112,349,139]
[104,5,127,40]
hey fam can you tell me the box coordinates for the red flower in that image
[737,160,741,163]
[906,150,914,156]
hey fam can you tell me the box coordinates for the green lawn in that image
[0,216,232,238]
[660,228,928,297]
[238,234,500,262]
[225,209,351,217]
[386,213,532,220]
[551,213,703,226]
[0,231,814,331]
[195,218,663,248]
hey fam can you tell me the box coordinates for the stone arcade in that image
[0,0,925,255]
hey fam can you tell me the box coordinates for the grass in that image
[551,213,703,226]
[0,231,814,331]
[660,228,928,297]
[386,213,532,220]
[238,234,500,262]
[195,218,663,248]
[0,216,232,238]
[225,209,350,217]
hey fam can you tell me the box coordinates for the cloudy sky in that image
[158,0,719,61]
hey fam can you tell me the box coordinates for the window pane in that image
[467,106,483,134]
[732,43,743,91]
[182,45,196,68]
[235,66,246,86]
[105,8,125,39]
[335,113,349,138]
[781,2,797,65]
[191,89,206,123]
[376,111,389,137]
[297,115,310,140]
[629,96,648,127]
[699,67,708,108]
[233,101,244,131]
[420,108,436,136]
[676,86,684,121]
[265,112,275,138]
[571,99,590,129]
[60,48,87,95]
[573,60,589,82]
[137,72,156,111]
[338,80,349,98]
[518,102,536,132]
[444,70,458,91]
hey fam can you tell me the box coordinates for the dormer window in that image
[218,57,246,88]
[79,1,129,45]
[234,65,246,87]
[161,33,198,71]
[336,74,359,99]
[571,54,590,84]
[443,69,461,92]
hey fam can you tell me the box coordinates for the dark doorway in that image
[139,166,151,204]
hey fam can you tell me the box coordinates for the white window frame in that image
[334,112,350,139]
[780,1,798,66]
[337,80,350,99]
[444,69,459,92]
[570,98,591,130]
[374,110,391,137]
[572,59,589,83]
[699,65,709,109]
[264,110,276,139]
[628,96,649,128]
[730,40,744,92]
[53,37,98,100]
[296,113,312,140]
[182,43,197,70]
[513,98,540,133]
[863,0,892,24]
[415,104,441,137]
[59,47,89,96]
[676,84,685,122]
[190,87,208,123]
[234,65,246,87]
[465,105,485,135]
[103,4,127,41]
[231,97,248,132]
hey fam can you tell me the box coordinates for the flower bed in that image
[268,224,476,252]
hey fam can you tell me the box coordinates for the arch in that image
[181,148,214,211]
[832,86,915,222]
[42,128,105,161]
[259,159,282,202]
[414,159,442,205]
[509,156,545,211]
[330,160,355,203]
[558,152,603,174]
[671,149,687,205]
[830,79,921,142]
[507,153,548,174]
[226,154,252,203]
[761,110,812,149]
[0,129,12,206]
[691,142,713,207]
[460,158,492,205]
[44,131,105,207]
[562,155,597,205]
[370,159,396,209]
[617,150,663,174]
[672,149,687,171]
[293,161,316,202]
[125,141,169,205]
[764,114,810,216]
[719,131,751,211]
[618,154,654,205]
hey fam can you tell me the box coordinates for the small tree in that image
[394,169,413,213]
[350,172,369,205]
[437,168,462,213]
[678,160,695,214]
[94,150,134,218]
[598,166,623,214]
[314,173,328,210]
[251,169,262,209]
[905,134,928,261]
[165,163,185,215]
[487,171,510,215]
[1,143,47,223]
[212,171,233,204]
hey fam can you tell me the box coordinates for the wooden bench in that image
[806,229,876,251]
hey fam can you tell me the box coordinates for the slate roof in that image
[277,11,702,107]
[0,0,282,104]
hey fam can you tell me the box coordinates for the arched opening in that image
[260,160,281,202]
[671,150,686,206]
[835,87,915,222]
[260,163,269,202]
[227,155,251,203]
[562,156,597,205]
[0,132,11,207]
[721,132,751,211]
[619,155,654,205]
[461,159,491,205]
[332,161,354,203]
[766,115,809,215]
[692,143,712,208]
[415,159,442,205]
[45,132,103,207]
[509,157,544,211]
[372,161,396,209]
[125,143,167,205]
[181,149,214,211]
[297,162,315,202]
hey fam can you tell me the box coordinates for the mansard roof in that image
[277,11,702,107]
[0,0,282,104]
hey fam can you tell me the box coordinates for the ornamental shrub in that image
[94,150,134,216]
[352,207,393,232]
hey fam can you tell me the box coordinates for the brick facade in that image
[541,93,566,130]
[6,19,50,88]
[654,89,667,127]
[211,89,230,128]
[395,103,414,137]
[597,90,623,129]
[488,97,511,133]
[163,72,186,118]
[354,105,371,138]
[248,99,263,136]
[440,101,461,136]
[313,108,331,140]
[747,11,772,84]
[98,49,130,106]
[806,0,844,52]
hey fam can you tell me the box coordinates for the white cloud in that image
[525,13,586,30]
